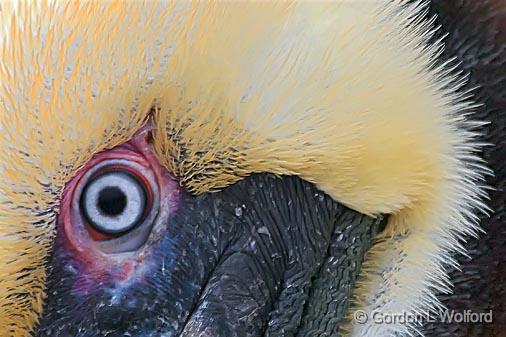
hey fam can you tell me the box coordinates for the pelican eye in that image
[81,170,148,235]
[67,158,160,252]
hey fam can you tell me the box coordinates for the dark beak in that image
[37,174,381,337]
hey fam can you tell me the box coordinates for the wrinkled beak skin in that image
[37,145,382,337]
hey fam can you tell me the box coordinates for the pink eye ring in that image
[69,158,160,253]
[56,125,180,285]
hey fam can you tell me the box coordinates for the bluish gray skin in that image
[37,174,382,337]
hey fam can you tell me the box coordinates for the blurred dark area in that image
[424,1,506,336]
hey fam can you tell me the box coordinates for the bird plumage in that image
[0,1,490,336]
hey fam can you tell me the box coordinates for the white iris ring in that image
[82,171,147,234]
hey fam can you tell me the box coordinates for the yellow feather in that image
[0,1,487,336]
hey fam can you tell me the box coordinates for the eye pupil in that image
[98,186,127,216]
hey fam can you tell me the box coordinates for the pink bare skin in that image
[57,124,180,293]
